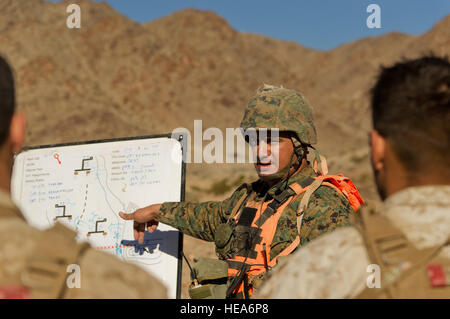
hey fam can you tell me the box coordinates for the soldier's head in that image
[241,84,317,183]
[0,55,26,191]
[370,55,450,200]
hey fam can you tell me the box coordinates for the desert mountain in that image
[1,0,449,297]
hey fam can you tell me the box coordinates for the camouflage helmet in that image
[240,84,317,145]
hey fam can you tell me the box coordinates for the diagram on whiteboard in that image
[11,137,184,298]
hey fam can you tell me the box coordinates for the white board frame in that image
[11,133,186,299]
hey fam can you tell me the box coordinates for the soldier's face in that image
[250,131,294,177]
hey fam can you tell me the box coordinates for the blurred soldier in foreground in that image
[0,55,166,299]
[120,84,363,299]
[256,56,450,299]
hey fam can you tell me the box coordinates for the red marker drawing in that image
[54,153,61,164]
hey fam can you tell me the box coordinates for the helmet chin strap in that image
[259,138,306,190]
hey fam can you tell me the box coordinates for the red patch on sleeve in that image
[0,286,30,299]
[427,264,448,287]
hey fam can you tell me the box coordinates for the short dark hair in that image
[371,55,450,176]
[0,55,15,145]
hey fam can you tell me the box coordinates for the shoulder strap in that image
[295,179,323,234]
[295,174,364,234]
[352,204,401,267]
[21,223,90,298]
[253,187,296,228]
[354,205,450,298]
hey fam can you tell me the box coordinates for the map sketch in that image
[11,136,184,298]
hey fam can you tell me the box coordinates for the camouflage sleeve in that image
[298,185,353,246]
[158,187,247,242]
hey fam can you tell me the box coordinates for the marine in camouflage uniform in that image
[160,165,352,255]
[0,55,166,299]
[255,186,450,299]
[255,56,450,299]
[157,85,355,297]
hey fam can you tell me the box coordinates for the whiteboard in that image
[11,134,185,299]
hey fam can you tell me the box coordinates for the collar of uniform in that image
[382,185,450,249]
[0,188,25,219]
[252,164,317,199]
[384,185,450,207]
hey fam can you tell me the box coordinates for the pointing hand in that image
[119,204,162,244]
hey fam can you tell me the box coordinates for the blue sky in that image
[54,0,450,50]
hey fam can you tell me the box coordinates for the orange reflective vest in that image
[226,173,364,299]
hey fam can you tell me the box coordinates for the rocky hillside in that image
[1,0,448,298]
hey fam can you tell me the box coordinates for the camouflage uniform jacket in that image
[0,189,167,299]
[255,185,450,298]
[160,164,353,261]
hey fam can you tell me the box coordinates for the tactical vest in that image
[219,173,364,299]
[0,207,89,299]
[353,205,450,298]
